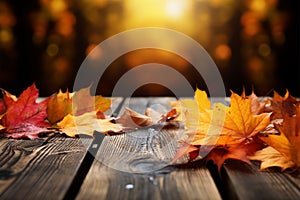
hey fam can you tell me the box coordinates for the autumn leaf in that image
[72,86,111,116]
[2,123,53,139]
[116,107,154,128]
[219,92,271,144]
[47,89,73,124]
[1,84,49,128]
[246,91,266,115]
[249,146,296,171]
[0,89,17,115]
[0,84,54,139]
[250,104,300,171]
[265,90,299,121]
[57,112,123,137]
[47,86,111,124]
[171,141,199,164]
[171,89,270,169]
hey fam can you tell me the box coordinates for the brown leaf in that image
[116,107,153,128]
[266,90,299,121]
[254,104,300,170]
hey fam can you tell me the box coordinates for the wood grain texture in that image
[0,136,92,200]
[223,160,300,200]
[76,97,221,200]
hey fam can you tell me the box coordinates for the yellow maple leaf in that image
[72,86,111,116]
[57,112,122,137]
[172,89,270,167]
[180,90,270,146]
[220,92,271,144]
[249,146,296,171]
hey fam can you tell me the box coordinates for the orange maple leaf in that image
[250,104,300,171]
[47,86,111,124]
[172,89,270,169]
[47,89,73,124]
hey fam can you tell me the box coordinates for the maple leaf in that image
[0,84,53,139]
[1,84,50,128]
[57,112,123,137]
[245,91,266,115]
[171,89,270,169]
[249,146,296,171]
[72,86,111,116]
[265,90,299,121]
[250,104,300,171]
[2,123,54,139]
[47,86,111,124]
[220,92,271,143]
[47,89,73,124]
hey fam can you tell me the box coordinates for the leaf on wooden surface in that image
[172,89,270,169]
[57,112,122,137]
[3,123,54,139]
[207,137,265,171]
[249,146,296,171]
[47,86,111,124]
[265,90,299,121]
[47,89,73,124]
[171,141,199,164]
[220,91,271,143]
[145,107,179,124]
[116,107,153,128]
[0,84,51,139]
[72,86,111,116]
[252,104,300,171]
[1,84,50,128]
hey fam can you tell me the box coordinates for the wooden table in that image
[0,97,299,200]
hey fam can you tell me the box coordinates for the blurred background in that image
[0,0,299,97]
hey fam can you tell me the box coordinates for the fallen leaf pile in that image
[0,83,299,172]
[171,89,300,172]
[0,83,178,139]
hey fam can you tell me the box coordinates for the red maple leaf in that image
[0,84,51,139]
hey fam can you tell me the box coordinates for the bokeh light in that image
[0,0,298,96]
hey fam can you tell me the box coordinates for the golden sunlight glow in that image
[122,0,193,34]
[165,0,187,18]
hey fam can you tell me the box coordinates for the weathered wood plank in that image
[222,160,300,200]
[76,97,221,200]
[0,136,93,200]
